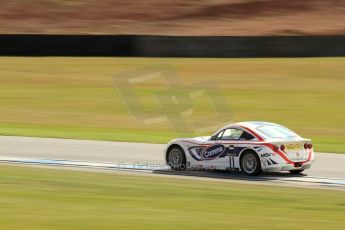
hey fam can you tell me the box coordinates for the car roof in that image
[217,121,281,132]
[234,121,279,129]
[213,121,303,141]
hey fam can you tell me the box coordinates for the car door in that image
[201,128,242,170]
[220,128,244,152]
[219,128,245,169]
[202,127,254,170]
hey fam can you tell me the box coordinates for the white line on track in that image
[0,136,344,188]
[1,156,344,188]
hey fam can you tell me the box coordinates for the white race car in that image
[165,121,315,176]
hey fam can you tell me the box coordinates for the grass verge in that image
[0,165,344,230]
[0,57,344,152]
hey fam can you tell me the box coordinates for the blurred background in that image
[0,0,344,153]
[0,1,345,230]
[0,0,344,35]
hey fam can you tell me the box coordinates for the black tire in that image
[289,169,304,175]
[240,151,262,176]
[167,146,186,170]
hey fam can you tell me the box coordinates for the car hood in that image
[177,136,211,144]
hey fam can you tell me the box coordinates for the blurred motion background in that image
[0,0,344,35]
[0,0,344,153]
[0,1,345,230]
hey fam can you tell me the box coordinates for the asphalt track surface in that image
[0,136,344,188]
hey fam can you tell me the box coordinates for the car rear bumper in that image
[264,161,314,172]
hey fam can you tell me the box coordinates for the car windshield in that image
[256,125,298,139]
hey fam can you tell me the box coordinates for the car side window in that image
[215,130,224,139]
[220,128,243,140]
[239,131,255,140]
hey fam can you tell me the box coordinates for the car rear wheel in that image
[167,146,186,170]
[240,151,262,176]
[289,169,304,175]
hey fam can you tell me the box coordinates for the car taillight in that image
[280,145,285,151]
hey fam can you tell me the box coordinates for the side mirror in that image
[210,135,217,140]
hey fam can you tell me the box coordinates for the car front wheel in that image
[167,146,186,170]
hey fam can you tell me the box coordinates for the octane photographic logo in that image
[113,64,232,136]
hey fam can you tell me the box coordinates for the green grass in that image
[0,57,344,152]
[0,165,344,230]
